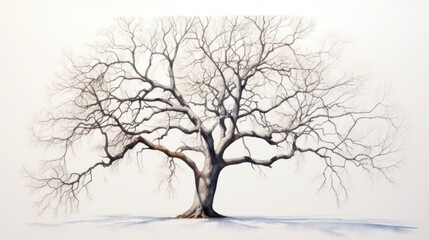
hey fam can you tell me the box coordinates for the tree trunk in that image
[177,163,224,218]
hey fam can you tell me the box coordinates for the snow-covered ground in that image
[26,215,418,240]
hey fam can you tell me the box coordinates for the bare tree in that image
[27,16,400,218]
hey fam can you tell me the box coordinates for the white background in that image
[0,0,428,239]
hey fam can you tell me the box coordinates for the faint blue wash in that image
[30,215,416,236]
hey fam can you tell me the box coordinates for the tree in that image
[28,16,400,218]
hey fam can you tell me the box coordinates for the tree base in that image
[176,207,225,219]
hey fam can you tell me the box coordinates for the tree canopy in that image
[28,16,400,217]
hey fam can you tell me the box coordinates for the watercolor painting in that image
[0,1,427,239]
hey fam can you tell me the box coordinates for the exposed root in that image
[176,207,225,219]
